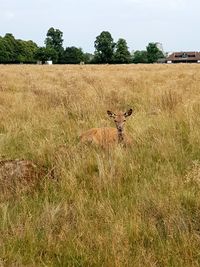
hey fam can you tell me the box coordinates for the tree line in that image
[0,28,165,64]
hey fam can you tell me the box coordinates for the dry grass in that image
[0,64,200,266]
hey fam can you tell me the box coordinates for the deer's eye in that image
[114,120,117,122]
[123,120,126,122]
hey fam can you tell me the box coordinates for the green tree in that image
[113,38,131,64]
[132,50,148,64]
[0,34,38,63]
[3,33,18,62]
[63,47,85,64]
[0,36,10,63]
[45,27,64,63]
[16,40,38,63]
[146,43,164,63]
[84,53,94,64]
[34,47,58,64]
[94,31,115,63]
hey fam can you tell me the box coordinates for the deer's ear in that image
[107,110,116,118]
[124,108,133,117]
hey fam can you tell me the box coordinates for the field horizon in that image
[1,64,200,266]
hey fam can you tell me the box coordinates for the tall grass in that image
[0,64,200,266]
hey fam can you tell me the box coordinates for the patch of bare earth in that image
[0,159,50,198]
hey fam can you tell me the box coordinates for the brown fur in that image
[80,109,133,147]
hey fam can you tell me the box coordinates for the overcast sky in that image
[0,0,199,53]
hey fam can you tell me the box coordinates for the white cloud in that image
[126,0,186,8]
[4,11,15,21]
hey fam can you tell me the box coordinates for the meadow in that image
[0,64,200,266]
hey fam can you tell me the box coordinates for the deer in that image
[80,109,133,147]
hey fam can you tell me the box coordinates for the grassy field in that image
[1,64,200,266]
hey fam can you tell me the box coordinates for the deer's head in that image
[107,109,133,133]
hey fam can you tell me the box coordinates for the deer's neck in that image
[117,130,124,143]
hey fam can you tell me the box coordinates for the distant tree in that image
[132,50,148,64]
[3,33,18,62]
[0,34,38,63]
[34,47,47,63]
[94,31,115,63]
[0,36,10,63]
[45,27,63,50]
[16,40,38,63]
[146,43,164,63]
[83,53,94,64]
[45,27,64,63]
[34,47,58,64]
[63,47,85,64]
[113,38,131,64]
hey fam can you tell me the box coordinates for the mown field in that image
[1,64,200,266]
